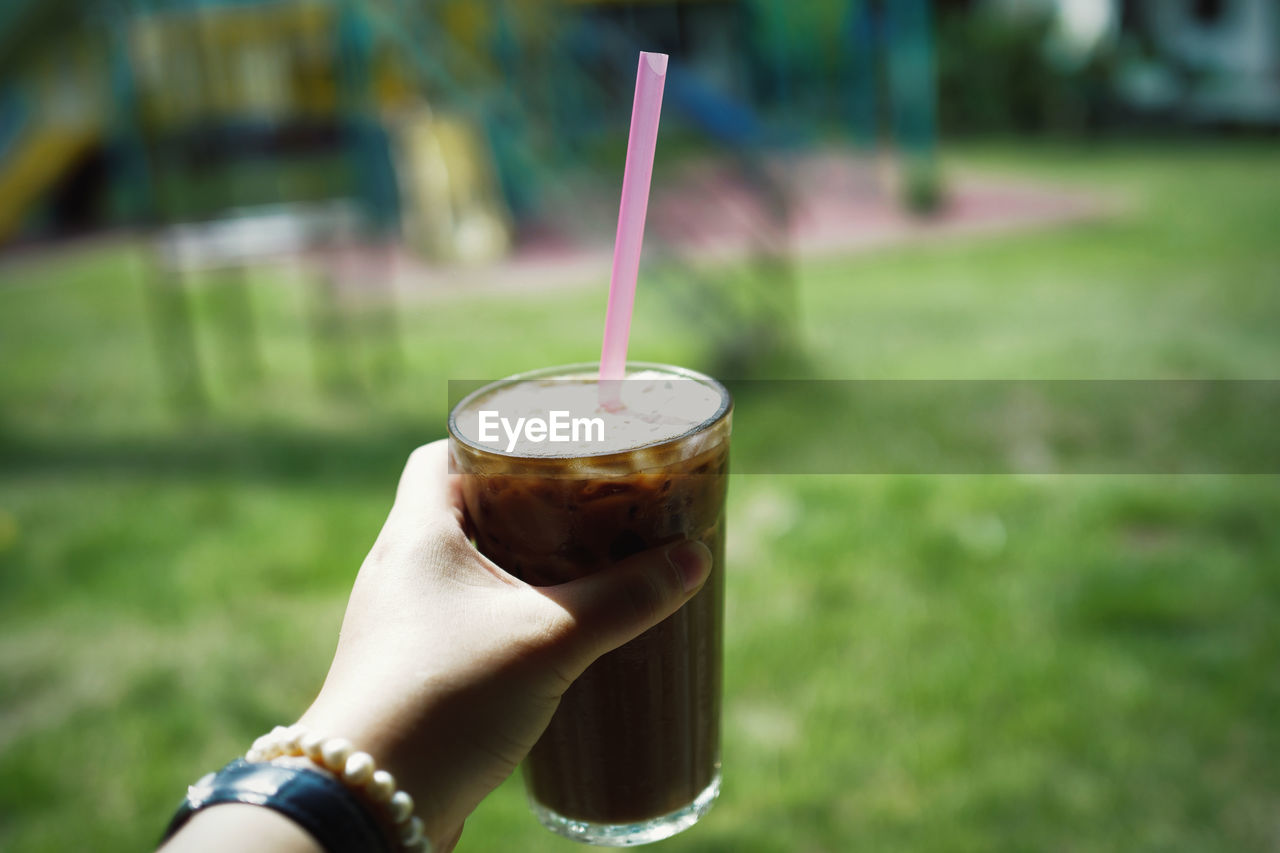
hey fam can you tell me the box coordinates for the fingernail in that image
[666,541,712,592]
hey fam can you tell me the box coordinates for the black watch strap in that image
[162,758,392,853]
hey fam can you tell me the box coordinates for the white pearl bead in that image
[188,771,217,803]
[320,738,354,773]
[267,727,289,754]
[279,725,304,755]
[300,730,326,760]
[366,769,396,803]
[342,751,375,786]
[247,726,430,848]
[400,816,424,845]
[389,790,414,823]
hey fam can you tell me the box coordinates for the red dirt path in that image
[385,149,1111,301]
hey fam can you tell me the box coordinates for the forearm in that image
[159,804,323,853]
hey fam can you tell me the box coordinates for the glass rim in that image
[447,361,732,462]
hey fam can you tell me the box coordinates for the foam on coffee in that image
[454,368,724,458]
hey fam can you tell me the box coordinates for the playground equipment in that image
[0,0,515,258]
[0,35,106,242]
[0,0,945,397]
[1,0,943,245]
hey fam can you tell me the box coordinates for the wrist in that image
[242,724,429,851]
[297,677,492,847]
[163,755,408,853]
[296,692,440,831]
[297,687,424,783]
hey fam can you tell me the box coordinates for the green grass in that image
[1,140,1279,852]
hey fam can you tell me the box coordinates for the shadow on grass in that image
[0,418,443,487]
[5,378,1278,485]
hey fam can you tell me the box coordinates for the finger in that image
[377,440,520,591]
[540,541,712,674]
[391,440,464,526]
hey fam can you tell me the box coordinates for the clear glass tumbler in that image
[449,363,731,845]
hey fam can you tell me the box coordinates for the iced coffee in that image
[449,363,731,845]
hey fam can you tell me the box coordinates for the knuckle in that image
[403,440,447,480]
[407,440,443,465]
[365,513,461,570]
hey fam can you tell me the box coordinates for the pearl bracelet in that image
[246,724,431,853]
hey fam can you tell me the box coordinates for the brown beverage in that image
[448,364,731,845]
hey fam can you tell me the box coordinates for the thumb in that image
[542,540,713,674]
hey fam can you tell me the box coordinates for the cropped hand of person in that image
[163,439,712,852]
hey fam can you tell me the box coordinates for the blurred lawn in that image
[1,141,1279,852]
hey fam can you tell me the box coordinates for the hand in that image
[295,440,713,850]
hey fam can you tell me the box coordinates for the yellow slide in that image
[393,105,511,263]
[0,123,97,242]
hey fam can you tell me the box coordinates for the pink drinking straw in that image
[599,52,668,406]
